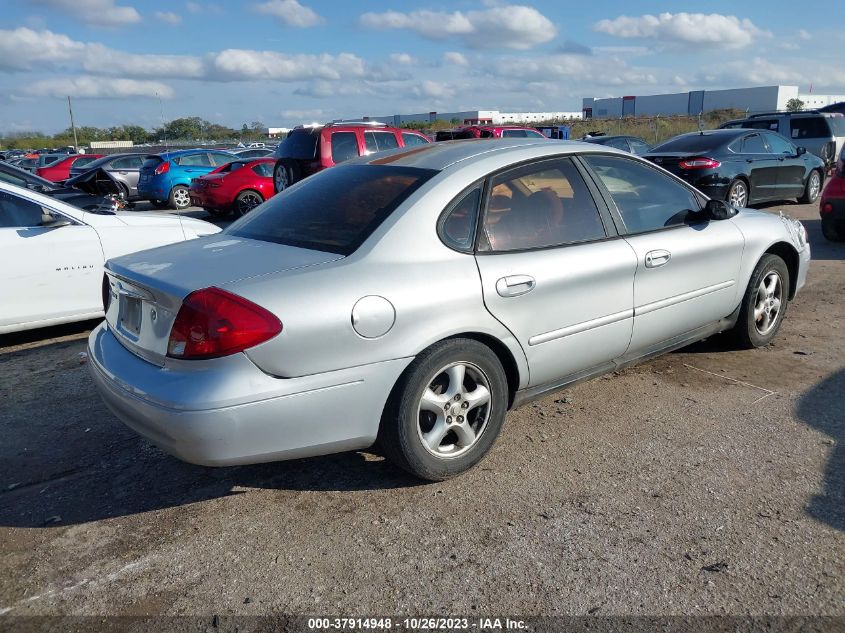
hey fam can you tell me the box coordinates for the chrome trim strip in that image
[635,280,735,316]
[528,309,634,346]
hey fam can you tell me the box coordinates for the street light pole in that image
[67,95,78,150]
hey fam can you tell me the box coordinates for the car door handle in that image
[496,275,536,297]
[645,250,671,268]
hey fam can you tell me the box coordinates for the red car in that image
[36,154,103,182]
[454,125,548,139]
[189,158,275,217]
[819,146,845,241]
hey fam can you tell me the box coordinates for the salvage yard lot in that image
[0,200,842,616]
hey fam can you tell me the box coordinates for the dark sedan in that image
[0,160,124,211]
[644,129,825,208]
[583,135,652,155]
[67,152,146,200]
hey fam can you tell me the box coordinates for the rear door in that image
[740,133,779,201]
[109,155,144,196]
[581,154,744,352]
[474,156,637,387]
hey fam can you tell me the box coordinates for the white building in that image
[266,127,290,138]
[582,86,845,118]
[351,110,582,127]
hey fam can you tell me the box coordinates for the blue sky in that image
[1,0,842,133]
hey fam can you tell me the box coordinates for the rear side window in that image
[481,157,606,251]
[331,132,359,164]
[501,129,527,138]
[252,163,274,177]
[439,185,481,252]
[745,119,779,131]
[741,134,768,153]
[112,156,143,169]
[276,129,320,160]
[583,155,701,234]
[0,190,46,228]
[365,131,399,153]
[765,133,794,155]
[828,117,845,136]
[227,165,437,255]
[790,117,830,139]
[176,153,212,167]
[401,133,429,147]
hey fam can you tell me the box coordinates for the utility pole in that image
[67,96,78,150]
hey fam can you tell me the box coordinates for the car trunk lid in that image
[104,236,343,365]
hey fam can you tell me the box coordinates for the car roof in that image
[347,138,614,171]
[155,148,235,159]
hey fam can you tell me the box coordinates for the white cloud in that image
[443,51,469,66]
[798,29,811,40]
[252,0,323,27]
[186,1,201,12]
[594,12,770,50]
[389,53,415,65]
[413,80,454,100]
[207,50,367,81]
[23,76,174,99]
[697,57,845,88]
[155,11,182,25]
[31,0,141,27]
[293,80,376,99]
[360,4,557,50]
[492,52,658,88]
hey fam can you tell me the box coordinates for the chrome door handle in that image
[645,250,671,268]
[496,275,536,297]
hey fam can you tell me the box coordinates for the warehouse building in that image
[582,86,845,119]
[351,109,582,126]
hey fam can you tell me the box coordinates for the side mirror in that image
[705,199,738,220]
[40,211,71,228]
[796,146,807,156]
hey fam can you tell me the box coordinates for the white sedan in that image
[0,180,221,334]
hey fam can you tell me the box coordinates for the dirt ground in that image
[0,199,842,618]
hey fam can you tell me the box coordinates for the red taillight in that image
[821,202,833,214]
[167,287,282,360]
[679,157,721,170]
[154,161,170,175]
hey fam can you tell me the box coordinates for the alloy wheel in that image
[173,188,190,209]
[274,166,289,192]
[808,172,821,201]
[728,181,747,208]
[416,362,492,459]
[237,192,262,215]
[754,271,782,335]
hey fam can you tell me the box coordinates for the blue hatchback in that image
[138,149,236,209]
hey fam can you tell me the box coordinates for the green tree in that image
[786,98,805,112]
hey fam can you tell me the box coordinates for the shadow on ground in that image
[797,368,844,532]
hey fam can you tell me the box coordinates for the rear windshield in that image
[226,165,437,255]
[142,156,163,170]
[275,129,320,160]
[790,117,831,139]
[651,134,730,153]
[827,116,845,136]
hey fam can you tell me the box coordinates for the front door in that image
[473,157,637,387]
[740,132,780,201]
[0,190,103,330]
[581,154,744,352]
[764,131,808,198]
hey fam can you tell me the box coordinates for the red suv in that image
[273,122,431,193]
[820,145,845,241]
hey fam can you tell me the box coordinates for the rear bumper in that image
[87,323,412,466]
[137,179,167,201]
[820,197,845,220]
[190,187,232,209]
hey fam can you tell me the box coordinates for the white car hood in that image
[113,211,221,237]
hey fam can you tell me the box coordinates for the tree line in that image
[1,118,267,150]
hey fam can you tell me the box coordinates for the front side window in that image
[583,155,701,234]
[369,131,399,151]
[227,165,436,255]
[481,158,606,252]
[0,190,47,228]
[331,131,359,164]
[210,152,235,166]
[741,134,768,154]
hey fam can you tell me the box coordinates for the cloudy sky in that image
[1,0,843,133]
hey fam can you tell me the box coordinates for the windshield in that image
[651,134,731,153]
[227,165,437,255]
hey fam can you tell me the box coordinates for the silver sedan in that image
[88,139,810,480]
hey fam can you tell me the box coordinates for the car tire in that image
[799,170,822,204]
[234,190,264,217]
[726,178,749,208]
[821,217,844,242]
[378,338,508,481]
[273,159,301,194]
[732,254,790,349]
[168,185,191,210]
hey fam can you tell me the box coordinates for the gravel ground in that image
[0,198,842,617]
